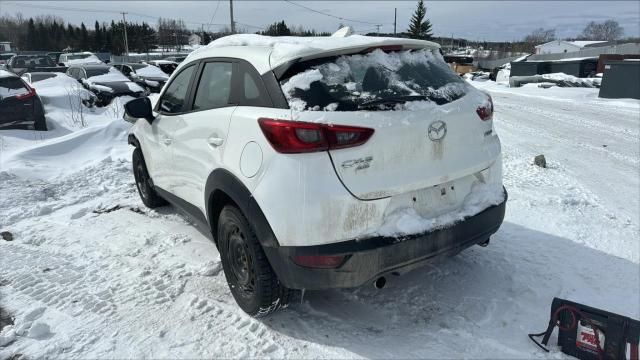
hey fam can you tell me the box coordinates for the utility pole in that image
[393,8,397,35]
[121,12,129,59]
[229,0,235,34]
[375,24,381,36]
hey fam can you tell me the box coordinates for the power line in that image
[206,0,222,32]
[282,0,390,27]
[2,1,228,29]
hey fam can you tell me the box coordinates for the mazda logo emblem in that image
[428,120,447,141]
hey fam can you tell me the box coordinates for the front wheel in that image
[218,205,294,317]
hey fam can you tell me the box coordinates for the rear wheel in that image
[132,148,167,208]
[218,205,294,317]
[34,117,47,131]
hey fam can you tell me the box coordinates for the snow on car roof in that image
[185,33,440,74]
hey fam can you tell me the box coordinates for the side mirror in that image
[124,97,155,124]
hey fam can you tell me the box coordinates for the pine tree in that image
[93,21,102,51]
[408,0,433,40]
[26,19,37,50]
[80,23,89,50]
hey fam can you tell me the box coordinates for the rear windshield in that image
[0,77,28,100]
[30,73,57,82]
[65,54,91,60]
[85,68,111,77]
[11,56,55,67]
[279,49,468,111]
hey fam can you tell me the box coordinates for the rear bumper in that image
[264,189,507,290]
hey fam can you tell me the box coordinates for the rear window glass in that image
[279,49,468,111]
[0,77,28,100]
[30,73,57,82]
[11,56,55,67]
[85,68,111,77]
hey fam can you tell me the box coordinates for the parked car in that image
[66,64,146,106]
[5,55,66,76]
[47,52,64,63]
[58,52,103,66]
[124,34,506,317]
[0,53,16,67]
[0,70,46,130]
[113,63,168,93]
[164,55,187,63]
[145,60,178,75]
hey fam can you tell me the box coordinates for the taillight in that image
[476,95,493,121]
[16,86,36,100]
[258,118,374,154]
[292,255,348,269]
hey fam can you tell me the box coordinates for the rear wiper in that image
[358,95,429,109]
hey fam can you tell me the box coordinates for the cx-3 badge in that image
[428,120,447,141]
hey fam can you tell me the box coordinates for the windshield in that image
[279,49,469,111]
[0,54,15,60]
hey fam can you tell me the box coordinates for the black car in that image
[0,70,46,130]
[164,55,187,63]
[146,60,178,75]
[5,55,66,76]
[113,63,168,93]
[66,64,146,106]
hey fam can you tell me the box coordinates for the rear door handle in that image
[162,137,172,146]
[208,137,224,147]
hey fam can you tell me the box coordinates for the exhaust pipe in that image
[373,276,386,289]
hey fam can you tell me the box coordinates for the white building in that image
[535,40,608,54]
[0,42,12,52]
[188,34,202,46]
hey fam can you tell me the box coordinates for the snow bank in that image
[376,181,505,237]
[4,119,131,179]
[31,73,94,108]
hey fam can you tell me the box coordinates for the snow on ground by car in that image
[0,77,638,358]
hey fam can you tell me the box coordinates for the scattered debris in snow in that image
[534,155,547,168]
[1,232,13,241]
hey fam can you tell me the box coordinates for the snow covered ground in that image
[0,77,638,358]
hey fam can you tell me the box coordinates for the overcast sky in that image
[1,1,639,41]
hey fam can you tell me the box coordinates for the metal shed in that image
[510,61,551,77]
[599,61,640,100]
[549,58,598,78]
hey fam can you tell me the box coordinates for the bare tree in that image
[580,20,624,41]
[524,28,556,44]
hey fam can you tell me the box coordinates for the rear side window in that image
[279,49,468,111]
[193,62,233,111]
[0,77,29,100]
[159,65,196,114]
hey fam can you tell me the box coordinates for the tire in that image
[132,148,167,208]
[218,205,294,317]
[34,118,47,131]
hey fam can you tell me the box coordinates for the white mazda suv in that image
[124,32,506,316]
